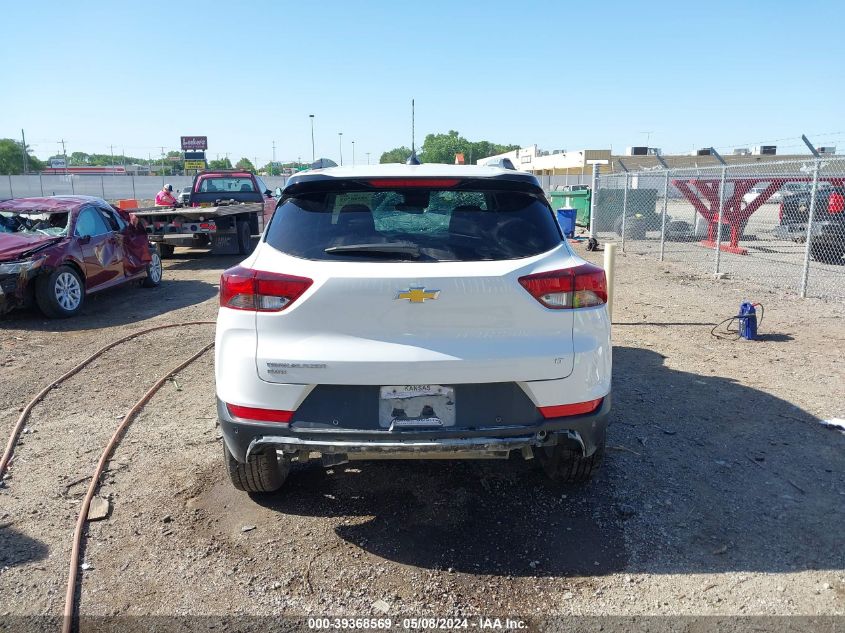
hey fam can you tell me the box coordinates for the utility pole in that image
[366,152,371,165]
[338,132,343,166]
[110,145,115,174]
[160,147,165,179]
[351,140,355,167]
[272,141,276,175]
[20,129,28,173]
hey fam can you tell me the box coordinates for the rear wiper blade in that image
[324,243,421,257]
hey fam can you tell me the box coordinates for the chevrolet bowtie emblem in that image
[396,287,440,303]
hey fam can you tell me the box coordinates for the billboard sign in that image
[50,157,67,169]
[184,151,206,161]
[181,136,208,151]
[184,160,207,170]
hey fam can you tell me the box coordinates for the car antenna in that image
[406,98,421,165]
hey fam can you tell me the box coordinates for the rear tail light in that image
[538,398,603,419]
[829,191,844,214]
[518,263,607,309]
[226,403,293,423]
[220,265,312,312]
[778,202,784,223]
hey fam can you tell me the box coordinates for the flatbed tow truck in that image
[131,170,277,257]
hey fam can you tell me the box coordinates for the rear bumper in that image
[774,221,845,243]
[217,393,611,462]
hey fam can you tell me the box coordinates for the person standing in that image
[155,184,178,207]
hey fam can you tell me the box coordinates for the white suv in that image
[215,164,611,492]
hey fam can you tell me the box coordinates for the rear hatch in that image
[242,174,600,385]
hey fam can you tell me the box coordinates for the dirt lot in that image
[1,244,844,626]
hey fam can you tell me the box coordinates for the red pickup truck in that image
[135,170,278,257]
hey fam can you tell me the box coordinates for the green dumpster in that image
[549,188,592,226]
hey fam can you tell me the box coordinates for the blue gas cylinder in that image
[738,301,757,340]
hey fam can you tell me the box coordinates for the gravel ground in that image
[0,244,843,626]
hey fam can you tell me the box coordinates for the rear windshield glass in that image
[265,186,562,262]
[196,177,255,193]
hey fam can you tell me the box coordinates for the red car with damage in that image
[0,196,162,318]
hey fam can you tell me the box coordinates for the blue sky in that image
[1,0,843,165]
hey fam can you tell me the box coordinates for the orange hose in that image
[0,321,214,481]
[62,341,214,633]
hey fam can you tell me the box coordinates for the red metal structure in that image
[672,175,845,254]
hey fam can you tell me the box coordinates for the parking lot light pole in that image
[309,115,315,162]
[351,141,355,167]
[338,132,343,166]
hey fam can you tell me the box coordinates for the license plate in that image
[379,385,455,428]
[200,202,213,208]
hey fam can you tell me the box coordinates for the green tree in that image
[0,138,44,174]
[236,157,255,172]
[380,133,520,166]
[417,130,519,165]
[208,157,233,170]
[69,151,90,165]
[379,146,413,164]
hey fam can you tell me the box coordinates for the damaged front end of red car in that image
[0,251,52,314]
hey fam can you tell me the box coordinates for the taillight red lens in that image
[366,178,461,188]
[779,203,784,223]
[538,398,603,419]
[829,191,844,214]
[226,403,293,423]
[219,265,312,312]
[518,263,607,309]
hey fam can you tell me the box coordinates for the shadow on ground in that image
[0,278,217,331]
[242,347,843,578]
[0,523,48,568]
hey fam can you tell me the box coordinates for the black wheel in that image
[35,265,84,318]
[236,220,252,255]
[158,243,175,258]
[223,442,288,493]
[613,215,624,237]
[141,250,162,288]
[810,241,845,264]
[536,436,605,484]
[628,218,647,240]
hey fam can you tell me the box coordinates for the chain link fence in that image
[590,157,845,300]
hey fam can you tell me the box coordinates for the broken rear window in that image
[265,185,562,262]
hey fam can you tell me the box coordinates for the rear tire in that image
[236,220,252,255]
[223,442,288,493]
[158,243,175,258]
[35,265,84,318]
[141,250,162,287]
[536,437,605,484]
[810,241,845,264]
